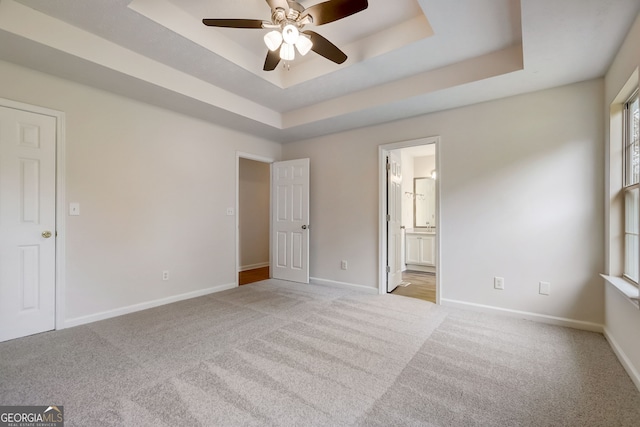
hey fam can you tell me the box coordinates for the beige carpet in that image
[1,279,639,426]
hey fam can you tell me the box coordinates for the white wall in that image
[239,158,270,270]
[603,13,640,387]
[0,60,281,324]
[414,155,436,178]
[283,78,604,325]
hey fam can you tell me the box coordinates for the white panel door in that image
[387,152,402,292]
[271,158,309,283]
[0,106,57,342]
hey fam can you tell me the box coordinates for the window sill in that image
[601,274,640,309]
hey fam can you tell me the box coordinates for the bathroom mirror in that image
[414,177,436,229]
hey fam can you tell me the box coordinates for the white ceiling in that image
[0,0,638,143]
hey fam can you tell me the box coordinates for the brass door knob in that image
[42,231,52,238]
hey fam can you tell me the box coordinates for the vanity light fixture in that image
[405,191,425,200]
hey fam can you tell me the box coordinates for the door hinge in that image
[386,214,391,222]
[386,265,391,273]
[386,162,391,171]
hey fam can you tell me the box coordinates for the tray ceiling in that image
[0,0,638,142]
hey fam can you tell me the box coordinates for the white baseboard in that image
[310,277,378,294]
[440,298,604,333]
[239,262,269,272]
[604,327,640,392]
[405,265,436,273]
[64,282,237,328]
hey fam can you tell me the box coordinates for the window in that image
[623,89,639,284]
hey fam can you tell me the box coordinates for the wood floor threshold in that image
[239,266,270,285]
[391,271,436,303]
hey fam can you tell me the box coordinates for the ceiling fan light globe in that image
[280,42,295,61]
[282,24,299,45]
[295,35,313,56]
[264,30,283,51]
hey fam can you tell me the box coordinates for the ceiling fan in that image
[203,0,369,71]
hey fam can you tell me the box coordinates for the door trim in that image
[0,97,66,331]
[378,137,441,302]
[235,152,275,285]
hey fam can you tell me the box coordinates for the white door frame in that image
[0,97,66,330]
[235,151,275,284]
[378,137,441,302]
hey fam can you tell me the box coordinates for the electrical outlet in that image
[341,260,348,270]
[539,281,551,295]
[494,276,505,290]
[226,208,234,216]
[162,271,169,281]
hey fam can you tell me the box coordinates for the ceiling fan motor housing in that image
[272,1,307,28]
[286,1,306,15]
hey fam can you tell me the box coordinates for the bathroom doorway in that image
[379,138,440,303]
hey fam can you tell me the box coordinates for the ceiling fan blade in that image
[265,0,289,13]
[304,0,368,26]
[202,19,264,29]
[264,50,281,71]
[302,30,347,64]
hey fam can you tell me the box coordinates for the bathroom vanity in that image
[405,230,435,267]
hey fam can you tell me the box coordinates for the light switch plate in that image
[69,202,80,216]
[539,281,551,295]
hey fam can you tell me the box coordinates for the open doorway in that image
[237,155,271,285]
[379,138,440,304]
[236,154,311,286]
